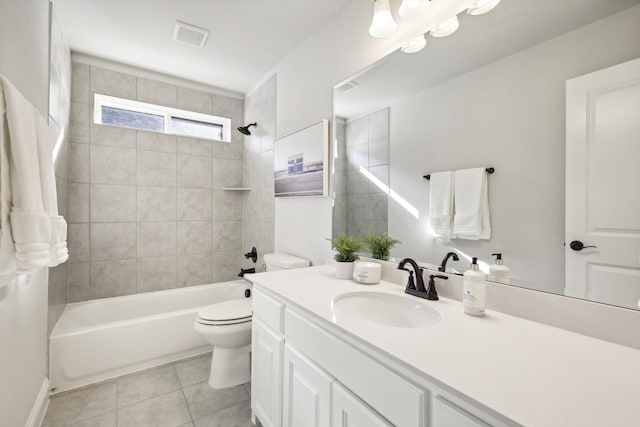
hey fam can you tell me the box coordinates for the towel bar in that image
[423,167,494,180]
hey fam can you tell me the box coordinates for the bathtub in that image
[50,280,251,393]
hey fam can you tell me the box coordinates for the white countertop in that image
[250,265,640,427]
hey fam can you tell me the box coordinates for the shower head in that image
[237,122,257,135]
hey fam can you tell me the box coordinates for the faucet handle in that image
[404,270,416,291]
[426,274,448,301]
[431,274,448,281]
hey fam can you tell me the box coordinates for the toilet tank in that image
[263,253,310,271]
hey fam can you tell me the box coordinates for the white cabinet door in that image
[332,382,392,427]
[565,57,640,309]
[433,397,491,427]
[282,344,333,427]
[251,320,284,427]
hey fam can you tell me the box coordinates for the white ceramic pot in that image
[335,261,355,280]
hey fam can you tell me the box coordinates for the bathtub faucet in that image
[238,268,255,278]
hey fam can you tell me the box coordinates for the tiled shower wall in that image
[242,75,276,272]
[333,108,389,240]
[66,60,245,302]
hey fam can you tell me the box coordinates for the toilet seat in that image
[197,298,252,326]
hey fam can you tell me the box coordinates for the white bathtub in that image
[50,280,251,393]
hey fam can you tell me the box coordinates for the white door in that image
[282,344,333,427]
[251,320,284,427]
[331,382,392,427]
[565,57,640,309]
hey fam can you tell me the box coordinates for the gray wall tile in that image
[69,142,89,183]
[177,188,212,221]
[212,158,243,188]
[70,102,90,143]
[137,150,177,187]
[91,66,136,99]
[178,154,212,188]
[68,183,89,222]
[137,186,176,221]
[212,139,242,160]
[90,222,136,261]
[68,223,90,263]
[91,124,136,149]
[177,87,212,114]
[68,263,91,303]
[212,220,242,252]
[90,145,136,184]
[177,136,212,157]
[178,253,212,287]
[91,259,137,298]
[212,190,242,221]
[137,256,177,293]
[137,222,177,258]
[177,221,212,254]
[138,131,176,153]
[71,62,90,104]
[90,184,136,222]
[137,77,177,107]
[212,251,241,282]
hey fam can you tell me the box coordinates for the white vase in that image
[335,261,355,280]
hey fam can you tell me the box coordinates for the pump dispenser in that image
[463,257,486,316]
[489,253,510,284]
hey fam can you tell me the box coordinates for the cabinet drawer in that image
[285,308,425,427]
[433,397,492,427]
[253,288,285,333]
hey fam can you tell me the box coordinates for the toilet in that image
[194,252,310,389]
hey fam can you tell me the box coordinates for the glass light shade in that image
[400,35,427,53]
[467,0,501,15]
[398,0,431,20]
[369,0,397,38]
[430,15,459,38]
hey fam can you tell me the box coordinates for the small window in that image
[94,94,231,142]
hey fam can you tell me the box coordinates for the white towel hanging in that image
[428,171,454,242]
[453,167,491,240]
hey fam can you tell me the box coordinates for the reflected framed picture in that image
[273,119,329,197]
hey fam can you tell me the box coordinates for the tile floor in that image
[42,352,253,427]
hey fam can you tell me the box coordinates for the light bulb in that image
[430,16,459,38]
[401,35,427,53]
[369,0,397,38]
[467,0,501,15]
[399,0,431,20]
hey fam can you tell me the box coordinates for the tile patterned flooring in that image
[42,352,253,427]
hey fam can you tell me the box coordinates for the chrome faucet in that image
[397,258,427,298]
[438,252,459,273]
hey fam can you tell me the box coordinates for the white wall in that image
[388,6,640,293]
[0,1,52,426]
[270,0,469,265]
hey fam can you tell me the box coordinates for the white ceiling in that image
[53,0,352,95]
[334,0,640,118]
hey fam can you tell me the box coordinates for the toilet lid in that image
[197,298,252,323]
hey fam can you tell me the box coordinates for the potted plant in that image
[362,231,401,261]
[331,233,364,279]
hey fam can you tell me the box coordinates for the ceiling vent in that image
[336,81,359,92]
[173,21,210,48]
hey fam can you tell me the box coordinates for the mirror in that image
[333,0,640,310]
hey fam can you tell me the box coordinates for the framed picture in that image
[274,119,329,197]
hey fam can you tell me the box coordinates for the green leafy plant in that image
[362,231,401,261]
[331,233,364,263]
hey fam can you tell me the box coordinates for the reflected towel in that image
[0,75,68,285]
[428,171,454,242]
[453,168,491,240]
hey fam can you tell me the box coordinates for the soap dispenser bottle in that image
[489,253,510,284]
[463,257,486,316]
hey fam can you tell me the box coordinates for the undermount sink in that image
[331,292,441,328]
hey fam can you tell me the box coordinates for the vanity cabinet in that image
[251,286,506,427]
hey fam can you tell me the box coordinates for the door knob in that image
[569,240,597,251]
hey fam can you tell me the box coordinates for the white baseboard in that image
[25,377,49,427]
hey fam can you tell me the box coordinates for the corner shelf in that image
[223,187,251,191]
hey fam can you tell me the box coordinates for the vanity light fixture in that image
[467,0,501,15]
[398,0,431,20]
[401,34,427,53]
[430,15,459,38]
[369,0,398,38]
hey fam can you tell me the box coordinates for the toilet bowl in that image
[194,298,252,389]
[194,253,310,389]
